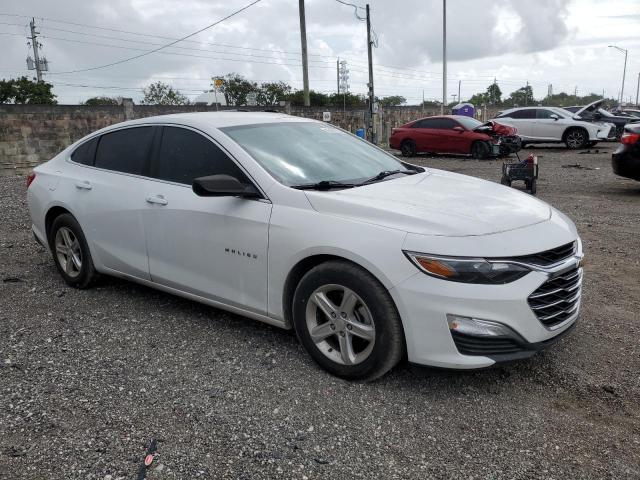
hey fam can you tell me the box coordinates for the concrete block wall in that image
[0,103,502,176]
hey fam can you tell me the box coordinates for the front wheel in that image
[292,261,405,381]
[564,129,588,149]
[49,213,99,289]
[471,141,490,159]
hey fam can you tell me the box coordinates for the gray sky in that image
[1,0,639,104]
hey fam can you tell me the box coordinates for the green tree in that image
[142,81,189,105]
[327,92,366,107]
[486,83,502,105]
[215,73,258,106]
[286,89,330,107]
[0,76,56,104]
[505,85,534,107]
[83,96,120,106]
[378,95,406,106]
[256,81,291,106]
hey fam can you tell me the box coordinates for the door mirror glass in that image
[192,174,261,198]
[452,126,465,132]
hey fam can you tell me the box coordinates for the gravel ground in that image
[1,143,639,479]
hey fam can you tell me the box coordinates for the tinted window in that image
[537,109,557,119]
[95,127,154,175]
[508,109,536,119]
[153,127,249,185]
[71,137,98,166]
[438,118,458,129]
[413,118,440,129]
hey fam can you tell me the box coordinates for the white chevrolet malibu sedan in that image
[27,112,584,380]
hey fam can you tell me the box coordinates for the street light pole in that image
[441,0,447,115]
[636,72,639,106]
[609,45,628,105]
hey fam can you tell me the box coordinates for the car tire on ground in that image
[292,260,405,381]
[49,213,99,289]
[471,141,490,159]
[400,139,416,157]
[564,128,588,149]
[529,178,537,195]
[500,176,511,187]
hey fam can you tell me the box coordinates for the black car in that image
[564,100,640,138]
[612,123,640,181]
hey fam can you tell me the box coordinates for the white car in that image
[27,112,584,380]
[492,106,615,148]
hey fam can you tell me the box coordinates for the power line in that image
[45,0,263,74]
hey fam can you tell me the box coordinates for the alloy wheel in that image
[55,226,82,278]
[305,284,376,366]
[566,130,585,148]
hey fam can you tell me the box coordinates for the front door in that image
[142,126,272,315]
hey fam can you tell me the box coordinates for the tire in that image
[530,178,537,195]
[49,213,99,289]
[292,260,404,381]
[564,128,588,149]
[615,126,624,139]
[471,141,490,159]
[400,139,416,157]
[500,176,511,187]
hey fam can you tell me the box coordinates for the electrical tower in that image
[26,17,48,82]
[338,60,349,94]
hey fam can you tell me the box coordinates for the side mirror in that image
[453,126,465,133]
[593,112,602,119]
[192,174,261,198]
[550,114,559,121]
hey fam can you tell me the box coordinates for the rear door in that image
[495,109,536,139]
[436,118,468,153]
[410,118,440,152]
[142,125,272,315]
[68,126,157,280]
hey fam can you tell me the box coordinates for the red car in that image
[389,115,520,159]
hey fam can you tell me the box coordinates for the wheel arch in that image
[281,253,398,330]
[44,205,75,245]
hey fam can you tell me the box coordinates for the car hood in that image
[305,170,552,237]
[474,121,518,136]
[575,99,604,117]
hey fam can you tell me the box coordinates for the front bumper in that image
[389,253,582,369]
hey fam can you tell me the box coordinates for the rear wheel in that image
[564,128,588,149]
[530,178,537,195]
[471,141,490,159]
[292,261,404,381]
[400,139,416,157]
[49,214,98,289]
[500,176,511,187]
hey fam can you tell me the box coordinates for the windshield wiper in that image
[359,169,418,185]
[291,180,357,190]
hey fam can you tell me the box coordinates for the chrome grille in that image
[528,267,582,328]
[512,241,576,267]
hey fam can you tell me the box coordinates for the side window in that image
[438,118,458,129]
[413,119,439,129]
[509,109,536,119]
[536,109,556,119]
[71,137,98,166]
[153,126,250,185]
[95,127,154,175]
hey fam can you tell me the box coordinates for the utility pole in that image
[574,85,578,97]
[366,3,375,143]
[336,58,340,94]
[457,80,461,104]
[298,0,310,106]
[422,89,425,115]
[525,80,529,106]
[28,17,43,82]
[635,72,639,106]
[609,45,628,105]
[441,0,447,114]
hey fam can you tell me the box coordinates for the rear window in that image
[70,137,98,166]
[95,127,154,175]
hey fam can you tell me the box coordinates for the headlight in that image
[403,251,530,284]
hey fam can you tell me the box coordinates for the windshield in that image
[456,117,483,129]
[221,122,410,186]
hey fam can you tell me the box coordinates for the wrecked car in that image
[389,115,521,159]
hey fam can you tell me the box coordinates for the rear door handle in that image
[75,180,92,190]
[146,194,168,206]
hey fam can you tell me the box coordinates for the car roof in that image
[101,111,314,131]
[412,114,480,121]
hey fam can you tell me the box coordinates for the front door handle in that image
[75,180,92,190]
[146,194,168,206]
